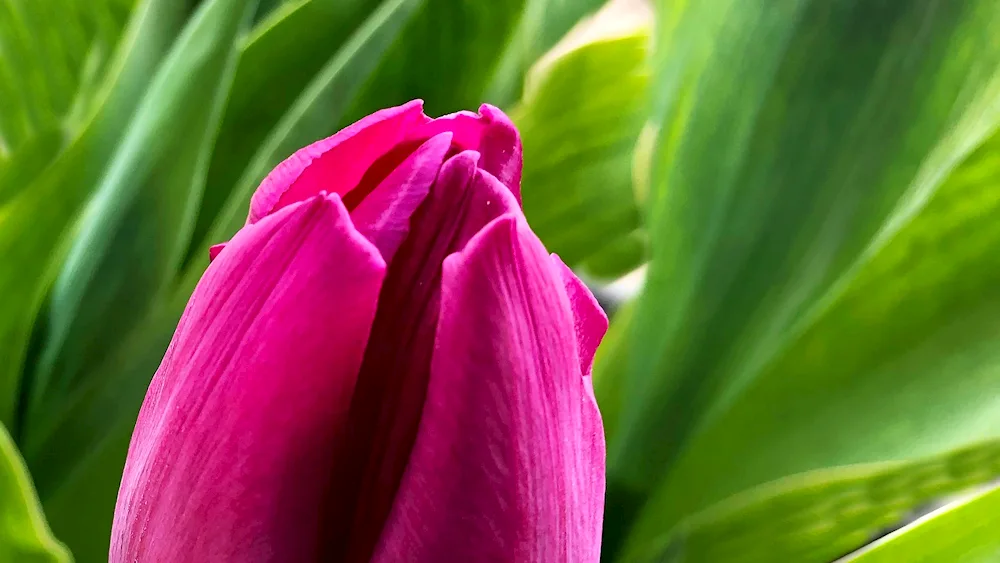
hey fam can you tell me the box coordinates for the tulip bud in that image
[111,101,607,562]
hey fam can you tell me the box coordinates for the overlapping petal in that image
[248,101,429,224]
[113,99,602,563]
[111,194,386,563]
[372,215,606,562]
[329,156,524,562]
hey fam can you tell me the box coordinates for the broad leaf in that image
[484,0,608,108]
[0,423,67,563]
[844,483,1000,562]
[621,122,1000,560]
[514,3,649,276]
[651,440,1000,563]
[0,0,132,153]
[0,0,185,429]
[607,0,1000,539]
[24,0,257,450]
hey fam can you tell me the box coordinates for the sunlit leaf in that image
[0,0,133,153]
[844,483,1000,562]
[606,0,1000,558]
[650,440,1000,563]
[0,423,67,563]
[514,2,649,276]
[622,123,1000,561]
[485,0,608,108]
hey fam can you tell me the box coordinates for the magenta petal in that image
[111,194,386,563]
[350,132,452,260]
[410,105,523,201]
[551,255,608,377]
[207,242,226,262]
[248,100,429,224]
[411,110,484,148]
[327,153,522,562]
[372,215,606,563]
[476,104,523,201]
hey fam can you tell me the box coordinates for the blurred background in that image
[3,0,1000,561]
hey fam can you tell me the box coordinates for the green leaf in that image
[0,0,185,430]
[594,300,635,446]
[580,230,646,280]
[609,0,1000,525]
[0,129,63,207]
[514,5,650,276]
[0,0,133,152]
[621,122,1000,560]
[844,483,1000,563]
[484,0,607,108]
[24,0,256,449]
[651,440,1000,563]
[343,0,525,120]
[0,423,68,563]
[192,0,378,253]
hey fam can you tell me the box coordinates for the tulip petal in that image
[350,132,452,260]
[551,255,608,378]
[411,104,522,201]
[328,154,522,562]
[373,215,606,563]
[208,242,226,261]
[112,194,386,563]
[248,100,430,224]
[476,104,523,200]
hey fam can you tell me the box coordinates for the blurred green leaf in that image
[0,423,67,563]
[0,0,133,152]
[26,0,254,479]
[608,1,1000,546]
[0,129,63,207]
[26,0,255,436]
[622,122,1000,560]
[514,9,649,276]
[15,0,255,559]
[594,301,635,446]
[192,0,378,253]
[844,483,1000,563]
[485,0,608,108]
[581,230,646,280]
[344,0,525,120]
[0,0,185,430]
[648,440,1000,563]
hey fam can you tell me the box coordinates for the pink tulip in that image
[111,101,606,563]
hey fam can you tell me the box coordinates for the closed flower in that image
[111,101,607,563]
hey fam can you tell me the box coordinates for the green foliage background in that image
[2,0,1000,561]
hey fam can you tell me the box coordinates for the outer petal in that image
[248,100,429,224]
[372,215,606,563]
[410,104,522,201]
[475,104,523,200]
[111,194,386,563]
[551,255,608,378]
